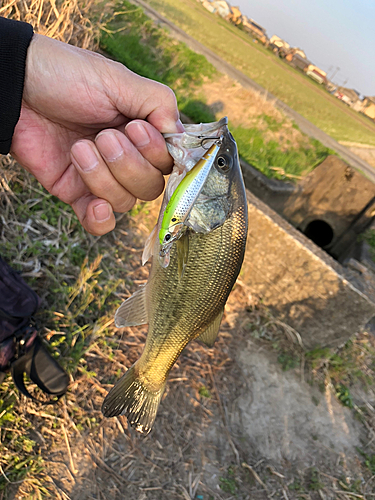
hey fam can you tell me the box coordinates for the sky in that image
[234,0,375,97]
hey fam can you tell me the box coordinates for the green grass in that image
[145,0,375,146]
[232,125,334,179]
[100,3,216,99]
[100,1,333,180]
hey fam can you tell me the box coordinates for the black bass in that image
[102,118,248,434]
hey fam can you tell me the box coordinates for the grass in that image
[145,0,375,146]
[232,125,334,179]
[100,2,216,102]
[100,1,334,181]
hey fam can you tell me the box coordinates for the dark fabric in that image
[12,336,69,402]
[0,257,40,342]
[0,257,69,402]
[0,256,40,371]
[0,17,34,154]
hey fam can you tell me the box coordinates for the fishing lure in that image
[159,139,222,249]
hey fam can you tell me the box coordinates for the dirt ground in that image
[2,1,375,494]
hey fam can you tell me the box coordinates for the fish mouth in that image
[158,240,174,268]
[164,116,228,139]
[164,117,229,150]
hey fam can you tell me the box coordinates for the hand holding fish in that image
[10,33,183,235]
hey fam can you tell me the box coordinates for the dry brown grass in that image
[0,0,101,49]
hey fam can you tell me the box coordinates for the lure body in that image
[159,143,220,246]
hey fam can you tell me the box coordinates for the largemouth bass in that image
[102,118,248,434]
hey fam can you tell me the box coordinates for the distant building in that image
[269,35,290,50]
[201,0,215,13]
[325,81,337,93]
[294,48,306,59]
[361,96,375,120]
[334,86,361,108]
[285,47,307,61]
[228,5,242,24]
[241,16,268,44]
[290,53,310,71]
[211,0,231,18]
[306,64,327,84]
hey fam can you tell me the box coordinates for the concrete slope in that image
[133,0,375,182]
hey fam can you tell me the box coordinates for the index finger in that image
[115,70,184,134]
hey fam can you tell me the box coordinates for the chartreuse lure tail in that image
[159,142,220,246]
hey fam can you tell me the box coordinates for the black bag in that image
[0,256,69,402]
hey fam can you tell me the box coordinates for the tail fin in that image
[102,363,165,435]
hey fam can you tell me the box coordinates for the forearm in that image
[0,17,33,154]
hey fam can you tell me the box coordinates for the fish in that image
[102,117,248,434]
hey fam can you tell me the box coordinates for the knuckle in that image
[160,84,178,108]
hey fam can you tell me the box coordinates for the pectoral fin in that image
[177,233,189,280]
[115,286,148,327]
[142,224,158,265]
[196,308,224,347]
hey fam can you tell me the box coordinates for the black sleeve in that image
[0,17,34,155]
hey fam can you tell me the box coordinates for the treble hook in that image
[199,135,223,150]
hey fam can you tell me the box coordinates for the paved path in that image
[134,0,375,181]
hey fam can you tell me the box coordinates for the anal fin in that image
[196,308,224,347]
[115,286,148,327]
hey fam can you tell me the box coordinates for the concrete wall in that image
[241,156,375,262]
[241,190,375,350]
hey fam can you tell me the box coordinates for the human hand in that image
[11,34,183,235]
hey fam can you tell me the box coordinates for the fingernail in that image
[93,202,111,222]
[176,119,185,133]
[96,132,124,161]
[125,121,150,147]
[71,141,99,172]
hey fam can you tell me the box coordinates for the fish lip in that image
[159,239,174,257]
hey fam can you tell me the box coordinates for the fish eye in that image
[216,154,232,172]
[164,234,171,242]
[171,217,177,222]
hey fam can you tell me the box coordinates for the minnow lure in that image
[159,141,221,248]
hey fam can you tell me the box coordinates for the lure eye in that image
[171,217,177,222]
[216,153,232,172]
[164,233,171,242]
